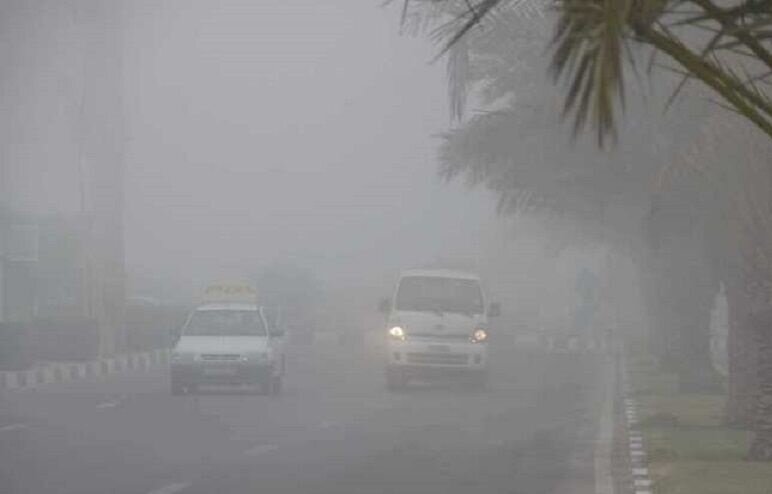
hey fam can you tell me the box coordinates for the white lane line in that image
[319,421,337,430]
[0,423,28,433]
[632,467,649,476]
[244,444,279,456]
[96,401,119,409]
[146,482,191,494]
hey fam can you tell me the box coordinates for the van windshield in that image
[184,310,267,337]
[395,276,484,314]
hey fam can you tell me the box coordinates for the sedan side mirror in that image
[487,302,501,318]
[169,326,183,346]
[378,298,391,314]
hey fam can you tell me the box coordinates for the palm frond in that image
[549,0,633,146]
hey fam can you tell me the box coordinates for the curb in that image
[0,349,169,390]
[621,366,653,494]
[594,355,616,494]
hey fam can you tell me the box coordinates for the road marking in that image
[0,423,28,433]
[487,439,507,448]
[244,444,278,456]
[147,482,190,494]
[97,401,119,409]
[319,421,337,429]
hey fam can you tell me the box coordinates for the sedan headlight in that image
[171,352,192,363]
[471,328,488,343]
[388,326,406,341]
[243,351,271,362]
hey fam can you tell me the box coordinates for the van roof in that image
[399,269,481,281]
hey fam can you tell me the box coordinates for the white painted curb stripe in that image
[621,365,654,494]
[0,348,167,390]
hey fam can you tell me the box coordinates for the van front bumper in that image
[386,339,488,373]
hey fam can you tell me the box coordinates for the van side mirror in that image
[487,303,501,318]
[378,298,391,314]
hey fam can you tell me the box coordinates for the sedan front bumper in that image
[171,362,273,385]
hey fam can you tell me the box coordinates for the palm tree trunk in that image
[749,309,772,460]
[675,290,721,393]
[726,282,758,427]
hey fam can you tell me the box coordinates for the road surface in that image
[0,335,607,494]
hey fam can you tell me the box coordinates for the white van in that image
[380,269,499,390]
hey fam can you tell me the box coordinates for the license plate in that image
[203,368,237,377]
[428,344,450,353]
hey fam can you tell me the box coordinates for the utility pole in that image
[77,1,127,356]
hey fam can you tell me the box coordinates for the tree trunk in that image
[749,309,772,460]
[675,287,721,393]
[726,281,758,428]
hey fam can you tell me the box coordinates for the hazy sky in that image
[121,0,496,287]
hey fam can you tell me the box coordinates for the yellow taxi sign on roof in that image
[203,281,258,303]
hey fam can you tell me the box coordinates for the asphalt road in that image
[0,335,607,494]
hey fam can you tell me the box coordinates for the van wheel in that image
[271,376,283,395]
[258,374,273,395]
[171,379,186,395]
[465,371,488,391]
[386,369,408,391]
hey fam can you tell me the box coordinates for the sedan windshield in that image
[395,277,484,314]
[184,310,267,337]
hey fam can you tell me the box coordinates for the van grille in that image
[409,333,469,341]
[406,353,469,366]
[200,354,241,361]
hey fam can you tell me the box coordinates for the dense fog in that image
[2,1,768,493]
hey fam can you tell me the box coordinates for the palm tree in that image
[398,0,772,144]
[392,0,772,459]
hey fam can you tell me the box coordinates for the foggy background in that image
[2,0,603,320]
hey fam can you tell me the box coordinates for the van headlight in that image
[388,326,406,341]
[471,328,488,343]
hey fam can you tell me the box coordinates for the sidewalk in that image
[0,349,169,390]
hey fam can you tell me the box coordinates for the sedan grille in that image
[406,353,469,366]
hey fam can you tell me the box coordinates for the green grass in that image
[628,356,772,494]
[652,461,772,494]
